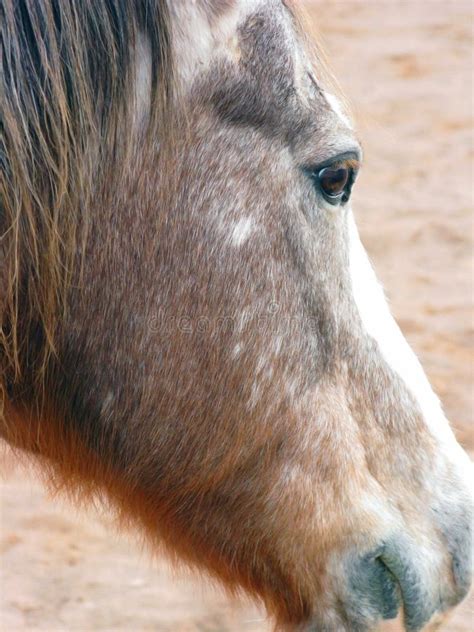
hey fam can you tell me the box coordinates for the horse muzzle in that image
[347,537,471,631]
[311,495,472,632]
[336,523,473,632]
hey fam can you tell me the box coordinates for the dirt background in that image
[1,1,472,630]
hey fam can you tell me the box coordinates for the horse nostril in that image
[376,556,402,619]
[346,543,436,631]
[346,548,402,624]
[378,549,422,629]
[370,555,401,620]
[379,542,441,632]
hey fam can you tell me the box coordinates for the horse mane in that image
[0,0,172,406]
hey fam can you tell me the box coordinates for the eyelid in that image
[310,150,362,174]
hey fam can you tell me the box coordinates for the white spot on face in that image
[232,343,243,358]
[347,210,471,476]
[325,92,353,129]
[230,216,255,247]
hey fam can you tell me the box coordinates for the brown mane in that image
[0,0,172,404]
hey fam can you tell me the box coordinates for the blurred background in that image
[1,1,472,630]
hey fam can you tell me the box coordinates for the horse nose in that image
[344,534,472,631]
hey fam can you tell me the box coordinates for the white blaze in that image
[347,210,470,472]
[325,92,353,129]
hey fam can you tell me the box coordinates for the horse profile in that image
[1,1,472,630]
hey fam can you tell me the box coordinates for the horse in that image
[1,1,472,630]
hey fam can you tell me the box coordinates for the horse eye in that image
[312,159,358,206]
[318,166,349,197]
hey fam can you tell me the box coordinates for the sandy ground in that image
[1,2,473,631]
